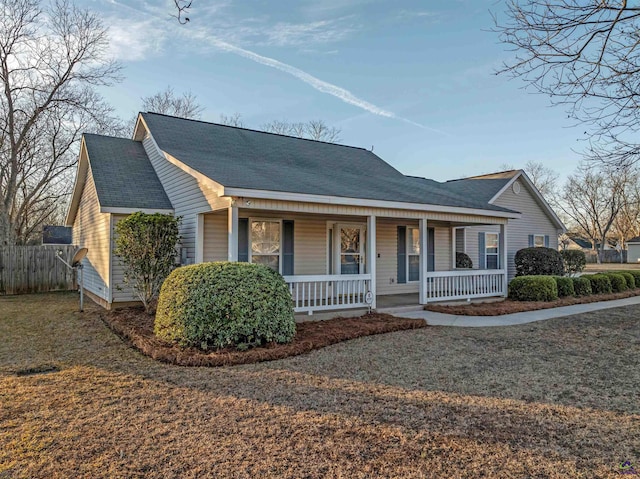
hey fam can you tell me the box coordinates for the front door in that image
[338,224,366,274]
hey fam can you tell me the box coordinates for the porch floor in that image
[376,293,420,309]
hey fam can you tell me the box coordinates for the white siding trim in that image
[228,205,238,261]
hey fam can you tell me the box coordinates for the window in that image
[534,234,545,248]
[250,220,280,272]
[407,227,420,282]
[485,233,499,270]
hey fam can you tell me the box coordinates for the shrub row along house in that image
[66,112,565,313]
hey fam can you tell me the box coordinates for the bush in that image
[114,212,181,314]
[553,276,575,297]
[515,247,564,277]
[508,275,558,302]
[455,252,473,269]
[626,270,640,285]
[584,274,612,294]
[605,273,628,293]
[572,277,592,296]
[617,272,636,289]
[155,262,295,350]
[559,249,586,276]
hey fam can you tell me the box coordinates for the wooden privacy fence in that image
[0,245,77,295]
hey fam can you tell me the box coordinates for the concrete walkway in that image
[394,295,640,327]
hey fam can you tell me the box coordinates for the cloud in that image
[105,17,166,61]
[188,30,447,134]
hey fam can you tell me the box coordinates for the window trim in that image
[248,218,283,274]
[533,234,545,248]
[484,232,500,270]
[406,226,420,283]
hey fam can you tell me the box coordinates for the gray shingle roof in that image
[84,134,172,210]
[443,171,518,204]
[141,113,516,214]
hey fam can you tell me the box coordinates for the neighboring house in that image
[65,112,565,312]
[627,237,640,263]
[42,225,72,245]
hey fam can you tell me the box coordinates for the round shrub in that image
[617,272,636,289]
[605,273,627,293]
[572,277,592,296]
[515,247,564,277]
[456,252,473,269]
[559,249,586,276]
[584,274,612,294]
[508,275,558,302]
[155,262,295,350]
[553,276,575,297]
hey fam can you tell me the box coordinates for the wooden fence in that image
[0,245,77,295]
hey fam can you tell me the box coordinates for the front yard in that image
[1,293,638,478]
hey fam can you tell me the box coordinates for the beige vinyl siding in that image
[464,180,560,279]
[434,226,452,272]
[203,211,228,262]
[142,134,224,264]
[72,164,110,301]
[237,197,509,225]
[110,214,139,302]
[376,219,418,295]
[464,225,501,271]
[494,181,560,279]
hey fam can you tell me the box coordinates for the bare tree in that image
[494,1,640,167]
[141,87,203,119]
[523,160,558,201]
[261,119,341,142]
[610,169,640,250]
[219,113,244,128]
[557,163,628,263]
[172,0,191,24]
[0,0,121,245]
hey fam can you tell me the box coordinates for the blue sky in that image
[88,0,586,182]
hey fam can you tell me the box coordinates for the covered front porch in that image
[197,201,509,315]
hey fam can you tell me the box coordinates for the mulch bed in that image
[101,308,426,367]
[425,289,640,316]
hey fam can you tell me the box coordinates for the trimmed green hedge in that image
[584,274,612,294]
[155,262,295,350]
[553,276,575,297]
[625,270,640,286]
[605,273,628,292]
[515,247,565,277]
[560,249,586,276]
[617,272,636,289]
[508,275,558,302]
[572,277,592,296]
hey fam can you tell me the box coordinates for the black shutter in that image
[397,226,406,284]
[283,220,294,275]
[427,227,435,272]
[238,218,249,262]
[478,232,486,269]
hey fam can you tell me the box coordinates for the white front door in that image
[337,224,366,275]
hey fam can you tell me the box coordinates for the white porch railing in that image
[424,269,506,303]
[283,274,372,314]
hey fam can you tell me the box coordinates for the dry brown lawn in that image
[1,292,639,478]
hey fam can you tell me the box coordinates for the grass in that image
[1,292,639,478]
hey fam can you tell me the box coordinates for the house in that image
[627,237,640,263]
[65,112,565,313]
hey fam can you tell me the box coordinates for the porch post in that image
[419,218,428,304]
[500,223,508,297]
[451,227,456,270]
[366,215,376,309]
[227,205,238,262]
[195,213,204,263]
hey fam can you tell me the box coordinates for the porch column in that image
[195,213,204,263]
[419,218,428,304]
[500,223,508,297]
[366,215,376,309]
[227,205,238,262]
